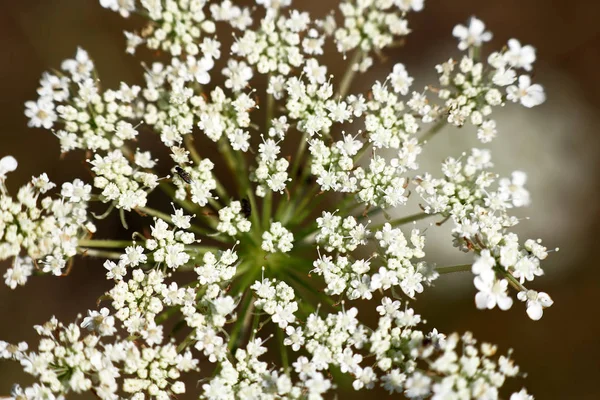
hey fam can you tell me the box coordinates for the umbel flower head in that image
[0,1,554,399]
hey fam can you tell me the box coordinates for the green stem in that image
[158,182,198,215]
[503,270,526,292]
[246,188,261,237]
[78,239,134,248]
[277,328,289,373]
[119,208,128,230]
[219,140,246,198]
[78,248,122,259]
[436,264,471,274]
[176,330,196,353]
[262,191,272,230]
[137,206,223,240]
[419,119,448,145]
[184,134,229,201]
[289,132,309,185]
[337,50,364,98]
[372,211,432,230]
[227,292,255,351]
[248,310,261,342]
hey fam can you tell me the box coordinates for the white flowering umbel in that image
[1,1,554,398]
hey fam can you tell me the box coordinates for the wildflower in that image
[0,1,557,398]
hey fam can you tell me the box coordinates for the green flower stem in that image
[436,264,472,274]
[77,248,122,259]
[158,182,198,215]
[285,183,321,226]
[353,140,372,164]
[155,306,180,325]
[334,193,357,216]
[277,328,289,372]
[262,190,272,230]
[243,188,259,232]
[227,291,255,351]
[233,149,252,198]
[176,330,196,353]
[276,134,309,221]
[218,140,247,198]
[419,118,448,145]
[371,211,432,230]
[248,310,261,342]
[183,134,229,201]
[78,239,133,248]
[503,270,526,292]
[265,79,275,130]
[337,49,364,98]
[288,132,309,188]
[119,208,129,230]
[137,206,226,241]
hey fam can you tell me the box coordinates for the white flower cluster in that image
[3,0,558,398]
[306,73,426,205]
[261,221,294,253]
[253,136,290,196]
[315,211,369,253]
[232,9,313,75]
[416,148,554,319]
[313,221,432,301]
[188,247,240,362]
[104,0,220,56]
[435,17,545,141]
[90,149,158,211]
[146,210,196,270]
[308,133,362,193]
[283,61,354,136]
[172,159,218,207]
[108,268,170,345]
[0,163,94,287]
[216,200,252,236]
[1,314,197,399]
[25,48,143,153]
[335,0,423,71]
[251,277,298,328]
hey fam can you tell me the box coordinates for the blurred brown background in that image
[1,0,599,398]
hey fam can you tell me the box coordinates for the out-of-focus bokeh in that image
[1,0,599,398]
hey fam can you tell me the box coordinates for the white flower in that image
[80,307,116,336]
[474,277,513,311]
[472,249,496,281]
[24,98,57,129]
[511,388,534,400]
[0,155,18,179]
[99,0,135,17]
[507,75,546,108]
[261,222,294,253]
[61,179,92,202]
[504,39,536,71]
[499,171,531,207]
[4,257,34,289]
[517,290,553,320]
[452,17,493,50]
[388,63,413,95]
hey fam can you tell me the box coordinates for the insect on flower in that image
[174,166,193,184]
[241,198,251,219]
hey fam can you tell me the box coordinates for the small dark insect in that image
[175,166,193,184]
[241,198,252,219]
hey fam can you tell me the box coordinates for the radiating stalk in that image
[436,264,471,274]
[371,211,432,230]
[419,119,448,145]
[78,239,133,248]
[337,50,364,98]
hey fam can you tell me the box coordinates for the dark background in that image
[1,0,599,398]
